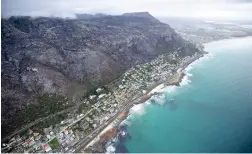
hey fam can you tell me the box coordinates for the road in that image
[72,46,202,152]
[72,74,174,152]
[2,105,80,142]
[73,79,166,152]
[45,102,102,145]
[3,99,104,143]
[3,101,100,142]
[73,95,147,153]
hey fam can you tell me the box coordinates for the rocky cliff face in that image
[1,12,200,136]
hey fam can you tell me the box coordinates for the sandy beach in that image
[149,83,165,95]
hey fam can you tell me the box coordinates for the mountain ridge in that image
[1,13,201,137]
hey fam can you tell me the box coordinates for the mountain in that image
[122,12,160,22]
[75,13,108,20]
[1,13,201,136]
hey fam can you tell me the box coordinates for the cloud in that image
[2,0,252,20]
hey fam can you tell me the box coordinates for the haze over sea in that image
[114,37,252,153]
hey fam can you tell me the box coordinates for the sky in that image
[2,0,252,20]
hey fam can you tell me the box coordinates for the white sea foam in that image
[145,101,151,105]
[185,65,193,72]
[185,54,213,73]
[106,144,116,154]
[123,55,210,123]
[187,72,193,77]
[182,74,192,86]
[106,37,252,153]
[114,52,214,150]
[152,94,166,104]
[129,103,146,116]
[119,118,131,126]
[120,100,152,126]
[181,53,213,87]
[107,52,214,153]
[149,83,165,94]
[163,85,177,93]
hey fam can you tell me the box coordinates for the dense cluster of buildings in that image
[1,126,79,153]
[2,49,202,153]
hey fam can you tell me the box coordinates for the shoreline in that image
[106,35,251,153]
[81,52,207,152]
[118,53,206,124]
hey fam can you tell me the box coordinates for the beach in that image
[116,36,252,153]
[80,52,207,152]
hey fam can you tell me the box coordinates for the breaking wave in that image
[181,52,214,87]
[129,103,146,116]
[106,52,213,153]
[106,144,116,154]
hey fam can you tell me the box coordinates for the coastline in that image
[75,36,252,153]
[81,52,207,152]
[110,36,252,153]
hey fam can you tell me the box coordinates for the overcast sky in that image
[2,0,252,20]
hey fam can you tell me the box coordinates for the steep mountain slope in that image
[1,12,201,136]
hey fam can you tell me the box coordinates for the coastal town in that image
[1,44,205,153]
[2,0,252,153]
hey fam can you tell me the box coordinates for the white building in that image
[89,95,97,100]
[96,88,103,93]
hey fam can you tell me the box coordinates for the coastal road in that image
[73,97,143,153]
[45,102,103,145]
[3,101,101,143]
[73,79,168,153]
[72,53,199,152]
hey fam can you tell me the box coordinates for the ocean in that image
[111,37,252,153]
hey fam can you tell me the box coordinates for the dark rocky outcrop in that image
[1,12,200,137]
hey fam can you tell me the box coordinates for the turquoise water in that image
[118,37,252,153]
